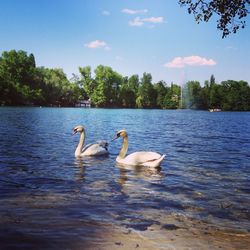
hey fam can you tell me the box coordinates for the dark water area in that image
[0,107,249,249]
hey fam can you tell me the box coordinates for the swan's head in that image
[73,125,85,135]
[112,129,127,141]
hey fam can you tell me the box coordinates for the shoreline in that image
[1,211,249,250]
[1,106,250,112]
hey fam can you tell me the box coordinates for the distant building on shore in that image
[75,99,91,108]
[209,108,221,112]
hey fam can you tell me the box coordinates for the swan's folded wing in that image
[81,142,108,156]
[81,143,94,153]
[125,151,162,165]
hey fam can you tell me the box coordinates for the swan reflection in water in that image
[74,156,111,181]
[117,163,164,186]
[74,158,86,181]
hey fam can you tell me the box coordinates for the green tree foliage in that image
[0,50,79,106]
[0,50,37,105]
[118,74,139,108]
[68,73,87,103]
[209,81,222,109]
[220,80,250,111]
[78,66,95,97]
[128,74,140,94]
[136,73,157,108]
[154,81,167,108]
[91,65,123,107]
[185,81,202,109]
[179,0,250,38]
[181,78,250,111]
[118,76,137,108]
[163,83,181,109]
[44,68,78,106]
[1,50,250,110]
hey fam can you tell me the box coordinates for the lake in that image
[0,107,249,249]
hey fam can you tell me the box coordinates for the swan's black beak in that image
[72,128,77,135]
[111,133,120,142]
[111,136,118,142]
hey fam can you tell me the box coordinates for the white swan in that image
[112,129,165,168]
[73,125,109,157]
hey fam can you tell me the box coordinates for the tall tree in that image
[209,82,222,109]
[185,81,202,109]
[78,66,95,98]
[154,81,167,108]
[163,83,181,109]
[92,65,122,107]
[220,80,250,110]
[0,50,37,105]
[136,73,157,108]
[118,77,136,108]
[41,68,71,106]
[210,74,216,86]
[128,74,140,95]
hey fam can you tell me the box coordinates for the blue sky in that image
[1,0,249,85]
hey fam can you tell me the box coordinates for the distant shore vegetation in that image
[1,50,250,111]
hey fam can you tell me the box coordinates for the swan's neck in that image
[117,136,128,160]
[75,131,85,157]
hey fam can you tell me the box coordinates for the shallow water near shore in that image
[0,107,249,249]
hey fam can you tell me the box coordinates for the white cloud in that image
[143,17,164,23]
[122,8,148,15]
[102,10,110,16]
[164,56,216,68]
[129,17,144,26]
[129,16,164,26]
[84,40,110,50]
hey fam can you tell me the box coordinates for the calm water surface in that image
[0,107,249,248]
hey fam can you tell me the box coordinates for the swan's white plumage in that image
[73,125,108,157]
[117,151,165,167]
[81,142,108,156]
[114,129,165,168]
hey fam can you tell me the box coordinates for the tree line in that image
[1,50,250,111]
